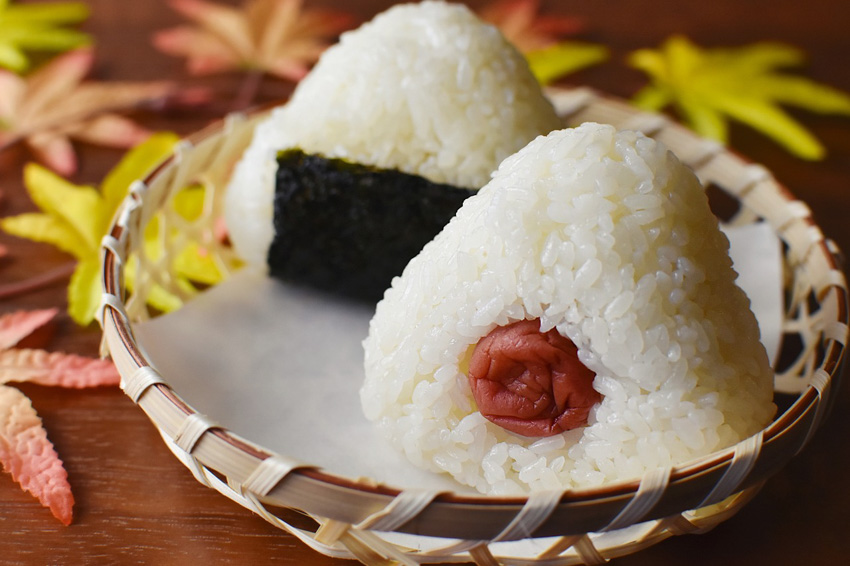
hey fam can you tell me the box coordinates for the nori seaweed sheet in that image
[269,149,473,302]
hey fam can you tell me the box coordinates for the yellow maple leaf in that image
[0,0,90,73]
[629,36,850,160]
[525,41,609,86]
[0,133,228,325]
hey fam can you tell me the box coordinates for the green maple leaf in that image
[0,0,91,73]
[0,133,226,325]
[628,36,850,160]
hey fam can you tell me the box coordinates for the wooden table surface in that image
[1,1,849,564]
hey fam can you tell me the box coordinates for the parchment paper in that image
[134,222,782,492]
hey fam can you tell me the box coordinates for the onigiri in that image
[360,123,776,495]
[225,0,563,288]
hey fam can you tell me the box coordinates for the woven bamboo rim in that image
[98,87,848,565]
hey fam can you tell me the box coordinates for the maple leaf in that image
[0,133,177,324]
[0,0,90,73]
[0,385,74,525]
[477,0,607,85]
[0,348,120,388]
[628,36,850,160]
[0,308,57,349]
[478,0,582,52]
[0,133,232,325]
[0,308,119,525]
[153,0,354,81]
[0,48,195,175]
[525,41,609,86]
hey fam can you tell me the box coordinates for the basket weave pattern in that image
[99,88,848,565]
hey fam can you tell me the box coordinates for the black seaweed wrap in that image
[269,150,473,302]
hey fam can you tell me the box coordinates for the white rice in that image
[225,1,562,266]
[361,123,776,495]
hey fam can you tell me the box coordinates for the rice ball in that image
[225,1,562,266]
[360,123,776,495]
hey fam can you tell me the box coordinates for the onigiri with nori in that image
[361,123,776,495]
[225,1,563,298]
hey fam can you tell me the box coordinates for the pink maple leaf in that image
[0,385,74,525]
[0,348,120,388]
[0,308,120,524]
[0,309,59,350]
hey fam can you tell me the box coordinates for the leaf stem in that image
[232,69,265,112]
[0,262,76,300]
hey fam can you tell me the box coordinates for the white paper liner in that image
[134,222,782,492]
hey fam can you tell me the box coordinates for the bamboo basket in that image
[98,87,848,565]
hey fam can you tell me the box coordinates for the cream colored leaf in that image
[252,0,299,62]
[0,48,183,174]
[169,0,254,60]
[62,113,152,149]
[17,48,94,124]
[152,26,239,75]
[0,69,25,119]
[32,81,174,135]
[477,0,584,53]
[156,0,353,79]
[26,130,78,176]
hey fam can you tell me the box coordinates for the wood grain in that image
[1,1,849,564]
